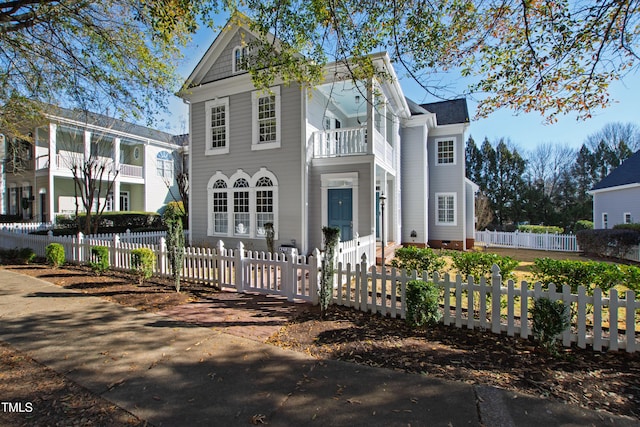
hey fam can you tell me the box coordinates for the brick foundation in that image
[428,240,464,251]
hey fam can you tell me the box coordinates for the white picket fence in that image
[0,222,54,233]
[475,230,579,252]
[335,260,639,353]
[336,233,376,270]
[1,229,638,353]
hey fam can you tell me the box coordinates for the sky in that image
[162,24,640,154]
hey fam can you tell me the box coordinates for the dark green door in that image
[328,188,352,241]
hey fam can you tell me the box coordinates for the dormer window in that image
[232,46,249,74]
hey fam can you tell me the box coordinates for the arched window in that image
[255,176,273,236]
[156,151,173,180]
[212,179,228,234]
[206,169,278,240]
[233,178,250,235]
[232,46,248,74]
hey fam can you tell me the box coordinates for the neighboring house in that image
[180,16,475,254]
[1,106,184,222]
[590,149,640,229]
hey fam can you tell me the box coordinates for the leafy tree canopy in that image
[179,0,640,123]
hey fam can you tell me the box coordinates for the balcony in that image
[313,126,367,158]
[312,126,395,169]
[34,150,143,178]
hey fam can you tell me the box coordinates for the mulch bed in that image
[2,263,639,424]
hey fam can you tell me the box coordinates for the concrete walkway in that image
[0,269,637,427]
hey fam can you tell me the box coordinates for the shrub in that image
[391,246,445,273]
[406,280,441,327]
[450,251,519,281]
[0,248,36,264]
[532,258,640,294]
[88,246,110,275]
[531,297,570,355]
[320,226,340,317]
[576,229,640,259]
[574,220,593,232]
[614,223,640,232]
[131,248,155,285]
[518,225,564,234]
[45,243,65,268]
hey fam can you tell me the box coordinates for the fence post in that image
[310,248,321,305]
[491,264,502,334]
[285,254,295,301]
[236,241,245,293]
[77,232,84,263]
[159,237,167,276]
[112,234,120,270]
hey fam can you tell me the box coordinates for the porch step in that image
[376,242,402,266]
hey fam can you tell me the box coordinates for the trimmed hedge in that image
[449,250,519,281]
[518,225,564,234]
[614,223,640,232]
[532,257,640,294]
[576,229,640,259]
[52,211,163,234]
[0,247,36,264]
[45,243,65,268]
[574,220,594,232]
[391,246,445,273]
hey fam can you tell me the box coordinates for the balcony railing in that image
[312,126,395,169]
[34,151,143,178]
[313,126,367,158]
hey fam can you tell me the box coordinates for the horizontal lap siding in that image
[428,134,465,241]
[190,85,304,251]
[400,126,428,244]
[593,187,640,228]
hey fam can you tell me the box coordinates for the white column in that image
[83,130,91,163]
[48,123,56,221]
[0,134,5,214]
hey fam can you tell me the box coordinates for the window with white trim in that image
[252,87,281,150]
[212,180,228,234]
[232,46,248,73]
[624,212,632,224]
[207,169,279,239]
[602,213,609,229]
[205,98,229,155]
[156,151,173,180]
[436,193,456,225]
[436,139,455,165]
[233,178,250,236]
[255,177,274,236]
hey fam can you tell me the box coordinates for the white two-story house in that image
[1,106,184,222]
[180,16,475,255]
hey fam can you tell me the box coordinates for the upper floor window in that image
[205,98,229,155]
[232,46,249,73]
[602,213,609,229]
[252,86,281,150]
[156,151,173,181]
[436,193,456,226]
[436,139,455,165]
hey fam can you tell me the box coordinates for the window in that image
[602,213,609,229]
[156,151,173,180]
[436,193,456,225]
[233,178,250,236]
[624,213,632,224]
[252,87,281,150]
[207,168,279,239]
[255,177,274,236]
[436,139,455,165]
[205,98,229,155]
[232,46,248,73]
[212,180,228,234]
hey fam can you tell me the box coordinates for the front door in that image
[328,188,352,241]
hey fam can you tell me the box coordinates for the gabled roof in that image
[420,99,469,125]
[591,149,640,192]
